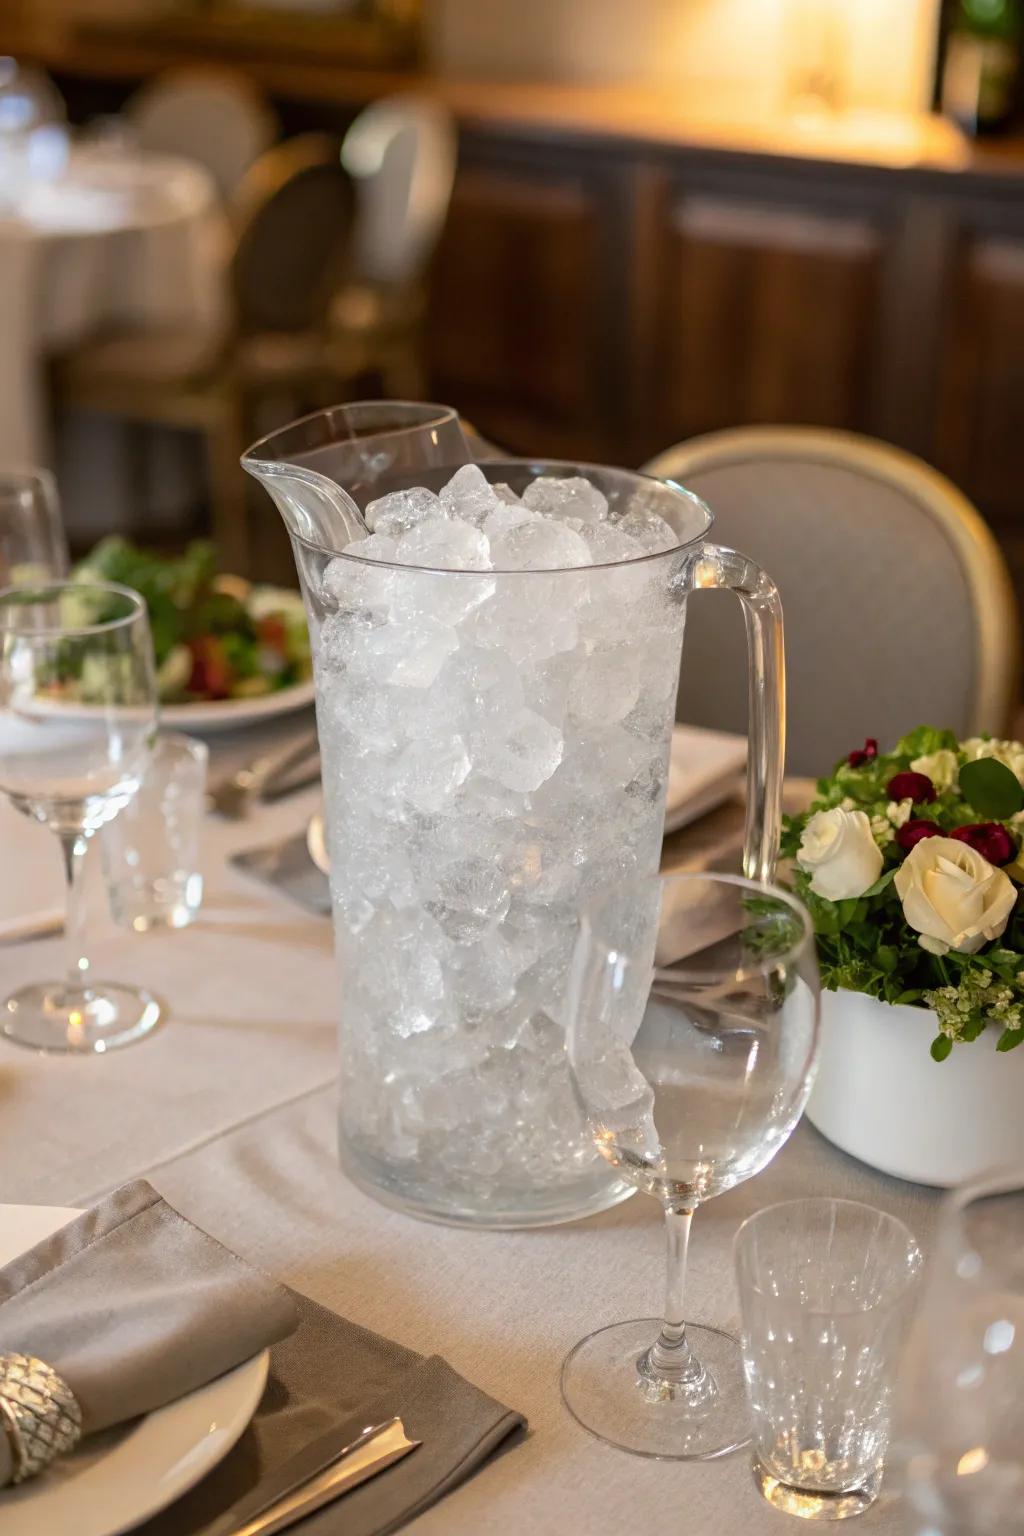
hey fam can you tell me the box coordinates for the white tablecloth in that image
[0,148,227,465]
[0,743,933,1535]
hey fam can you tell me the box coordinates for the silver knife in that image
[209,1416,420,1536]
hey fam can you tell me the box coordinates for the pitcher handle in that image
[688,543,785,884]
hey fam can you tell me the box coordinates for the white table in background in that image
[0,745,931,1536]
[0,146,227,465]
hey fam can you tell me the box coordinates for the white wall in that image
[427,0,941,115]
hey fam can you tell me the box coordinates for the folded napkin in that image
[0,1181,298,1487]
[139,1291,526,1536]
[232,833,331,915]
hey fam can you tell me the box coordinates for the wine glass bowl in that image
[562,871,819,1460]
[0,581,161,1052]
[0,468,67,586]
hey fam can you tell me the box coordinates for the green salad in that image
[74,538,312,703]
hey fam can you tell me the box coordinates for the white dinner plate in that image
[161,678,317,734]
[0,1205,269,1536]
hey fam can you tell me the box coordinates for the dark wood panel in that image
[645,194,882,450]
[935,232,1024,525]
[426,164,605,454]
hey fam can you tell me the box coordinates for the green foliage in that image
[787,726,1024,1057]
[72,538,311,701]
[959,757,1024,819]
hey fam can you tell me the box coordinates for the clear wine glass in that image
[896,1166,1024,1536]
[0,581,161,1052]
[0,468,67,585]
[562,870,820,1460]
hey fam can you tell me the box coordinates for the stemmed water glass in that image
[896,1166,1024,1535]
[0,581,161,1052]
[0,468,67,585]
[562,870,820,1460]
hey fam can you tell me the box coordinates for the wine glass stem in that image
[646,1205,699,1380]
[59,831,91,993]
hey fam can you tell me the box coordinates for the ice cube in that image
[481,502,540,542]
[615,501,678,553]
[390,733,471,812]
[568,645,642,725]
[488,517,591,571]
[472,583,579,664]
[322,541,401,615]
[577,520,643,564]
[365,486,442,536]
[492,482,523,505]
[439,464,499,527]
[440,646,524,723]
[394,515,491,571]
[355,909,450,1039]
[321,607,458,688]
[523,475,609,524]
[427,856,511,943]
[476,707,563,791]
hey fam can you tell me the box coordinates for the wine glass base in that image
[2,981,163,1053]
[561,1317,750,1460]
[752,1458,881,1520]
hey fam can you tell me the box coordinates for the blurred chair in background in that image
[643,427,1018,775]
[56,135,353,576]
[126,67,278,203]
[327,93,457,397]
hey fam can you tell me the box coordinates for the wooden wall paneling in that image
[641,163,886,458]
[425,137,629,459]
[935,218,1024,527]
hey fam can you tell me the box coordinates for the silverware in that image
[208,1416,420,1536]
[207,732,320,819]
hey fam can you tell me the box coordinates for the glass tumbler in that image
[735,1198,922,1521]
[102,732,207,931]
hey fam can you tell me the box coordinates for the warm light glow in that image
[956,1446,990,1477]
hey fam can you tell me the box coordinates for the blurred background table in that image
[0,145,225,464]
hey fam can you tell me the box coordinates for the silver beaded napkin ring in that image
[0,1352,83,1483]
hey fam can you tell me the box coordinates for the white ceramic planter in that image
[805,989,1024,1187]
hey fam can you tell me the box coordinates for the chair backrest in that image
[127,67,278,202]
[230,135,354,334]
[642,427,1019,776]
[341,94,456,286]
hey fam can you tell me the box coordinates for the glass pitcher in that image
[243,402,784,1228]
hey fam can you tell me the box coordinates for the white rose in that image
[910,749,958,790]
[797,808,884,901]
[894,836,1017,956]
[887,798,913,828]
[961,737,1024,785]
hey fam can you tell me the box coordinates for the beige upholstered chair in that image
[642,427,1019,775]
[127,67,278,202]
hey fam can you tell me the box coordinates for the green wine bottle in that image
[941,0,1022,134]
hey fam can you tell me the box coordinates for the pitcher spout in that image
[241,400,474,555]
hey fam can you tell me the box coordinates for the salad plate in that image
[72,538,313,723]
[0,1205,269,1536]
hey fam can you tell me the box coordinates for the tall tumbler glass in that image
[736,1198,923,1520]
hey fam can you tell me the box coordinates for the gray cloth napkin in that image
[139,1289,526,1536]
[0,1181,298,1487]
[231,833,332,915]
